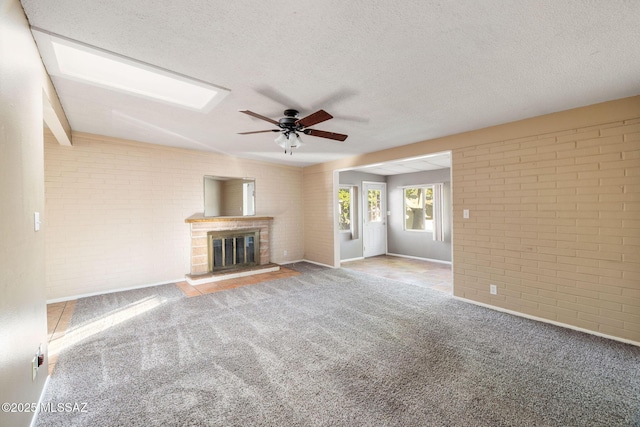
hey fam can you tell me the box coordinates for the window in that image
[338,186,353,232]
[403,183,444,241]
[404,186,434,231]
[367,188,383,223]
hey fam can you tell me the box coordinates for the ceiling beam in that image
[42,71,72,146]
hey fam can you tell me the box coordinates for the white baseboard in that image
[340,257,365,263]
[454,296,640,348]
[280,259,305,265]
[300,259,336,269]
[29,374,51,427]
[46,278,184,304]
[386,252,452,265]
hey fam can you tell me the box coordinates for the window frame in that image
[402,184,435,233]
[338,185,354,235]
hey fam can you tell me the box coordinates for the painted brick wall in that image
[220,179,244,216]
[303,169,335,266]
[453,119,640,342]
[303,96,640,343]
[44,132,304,300]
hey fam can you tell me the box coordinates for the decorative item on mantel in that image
[184,213,276,286]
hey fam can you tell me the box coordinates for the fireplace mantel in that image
[185,213,274,223]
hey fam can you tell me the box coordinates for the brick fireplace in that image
[185,214,275,283]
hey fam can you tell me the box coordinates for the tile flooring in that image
[341,255,453,293]
[176,266,301,297]
[46,256,452,375]
[45,300,76,375]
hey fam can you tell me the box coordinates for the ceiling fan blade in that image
[239,110,279,125]
[296,109,333,128]
[304,129,348,141]
[238,129,278,135]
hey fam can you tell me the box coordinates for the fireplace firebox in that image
[207,229,260,272]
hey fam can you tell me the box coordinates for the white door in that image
[363,182,387,257]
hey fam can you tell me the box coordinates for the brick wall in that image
[453,119,640,342]
[220,179,244,216]
[303,169,336,266]
[303,96,640,343]
[44,132,304,300]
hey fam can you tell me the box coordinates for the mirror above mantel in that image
[204,176,255,217]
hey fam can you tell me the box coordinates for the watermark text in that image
[2,402,88,413]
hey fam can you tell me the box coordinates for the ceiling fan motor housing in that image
[279,116,298,128]
[279,110,300,130]
[238,108,348,142]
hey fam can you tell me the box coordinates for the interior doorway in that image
[336,152,453,294]
[337,152,452,262]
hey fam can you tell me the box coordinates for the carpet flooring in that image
[36,266,640,426]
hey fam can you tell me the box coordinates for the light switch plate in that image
[463,209,469,219]
[34,212,41,231]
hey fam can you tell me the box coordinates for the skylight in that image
[32,29,229,112]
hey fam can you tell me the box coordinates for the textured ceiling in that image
[21,1,640,167]
[348,152,451,176]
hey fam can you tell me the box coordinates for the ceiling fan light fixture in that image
[275,133,288,148]
[290,132,303,148]
[274,132,302,154]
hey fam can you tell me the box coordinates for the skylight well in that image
[32,28,229,112]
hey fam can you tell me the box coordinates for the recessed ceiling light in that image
[31,28,230,112]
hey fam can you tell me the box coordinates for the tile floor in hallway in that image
[46,256,451,375]
[341,255,453,293]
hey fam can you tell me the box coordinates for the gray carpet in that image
[37,267,640,426]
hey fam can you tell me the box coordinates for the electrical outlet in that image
[463,209,470,219]
[284,250,288,256]
[490,284,497,295]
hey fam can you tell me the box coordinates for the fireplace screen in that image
[207,229,259,272]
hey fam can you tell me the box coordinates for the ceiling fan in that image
[238,109,348,155]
